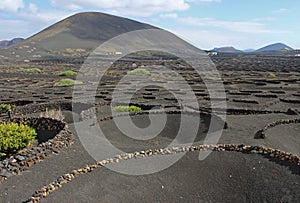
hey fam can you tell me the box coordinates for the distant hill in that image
[0,38,24,48]
[243,49,255,53]
[208,43,295,55]
[210,46,243,53]
[256,43,293,52]
[0,12,158,61]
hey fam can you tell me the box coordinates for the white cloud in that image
[170,28,268,50]
[253,17,277,22]
[0,0,24,13]
[50,0,190,16]
[0,3,74,39]
[160,13,179,19]
[171,28,242,49]
[273,8,288,13]
[0,18,32,39]
[21,9,72,25]
[176,17,289,34]
[186,0,221,2]
[28,3,38,14]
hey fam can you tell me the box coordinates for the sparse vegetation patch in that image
[54,79,83,87]
[0,104,14,116]
[59,70,77,76]
[113,105,142,112]
[267,73,276,77]
[26,68,42,73]
[127,68,150,75]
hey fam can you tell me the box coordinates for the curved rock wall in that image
[26,144,300,202]
[0,117,73,181]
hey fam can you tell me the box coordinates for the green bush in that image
[267,73,276,77]
[0,123,37,158]
[0,104,14,115]
[54,79,83,87]
[59,70,77,76]
[113,106,142,113]
[127,69,150,75]
[26,68,42,73]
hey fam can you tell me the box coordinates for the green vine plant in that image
[0,123,37,158]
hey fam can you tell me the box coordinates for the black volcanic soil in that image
[0,121,299,202]
[43,151,300,203]
[0,53,299,202]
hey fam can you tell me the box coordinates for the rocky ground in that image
[0,53,299,202]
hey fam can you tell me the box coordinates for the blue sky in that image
[0,0,299,50]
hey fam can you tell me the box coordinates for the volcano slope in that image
[0,12,157,61]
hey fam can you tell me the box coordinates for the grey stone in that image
[0,168,13,178]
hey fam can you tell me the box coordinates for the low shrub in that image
[267,73,276,77]
[0,104,14,115]
[183,73,190,78]
[127,69,150,75]
[0,123,37,157]
[59,70,77,76]
[54,79,83,87]
[113,106,142,113]
[40,108,64,121]
[26,68,42,73]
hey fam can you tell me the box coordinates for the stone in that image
[15,155,25,161]
[0,169,13,178]
[286,108,298,115]
[27,160,35,167]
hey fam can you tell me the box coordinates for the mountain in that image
[0,38,24,48]
[243,49,255,53]
[0,40,9,47]
[256,43,293,52]
[210,46,243,53]
[208,43,295,54]
[0,12,157,61]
